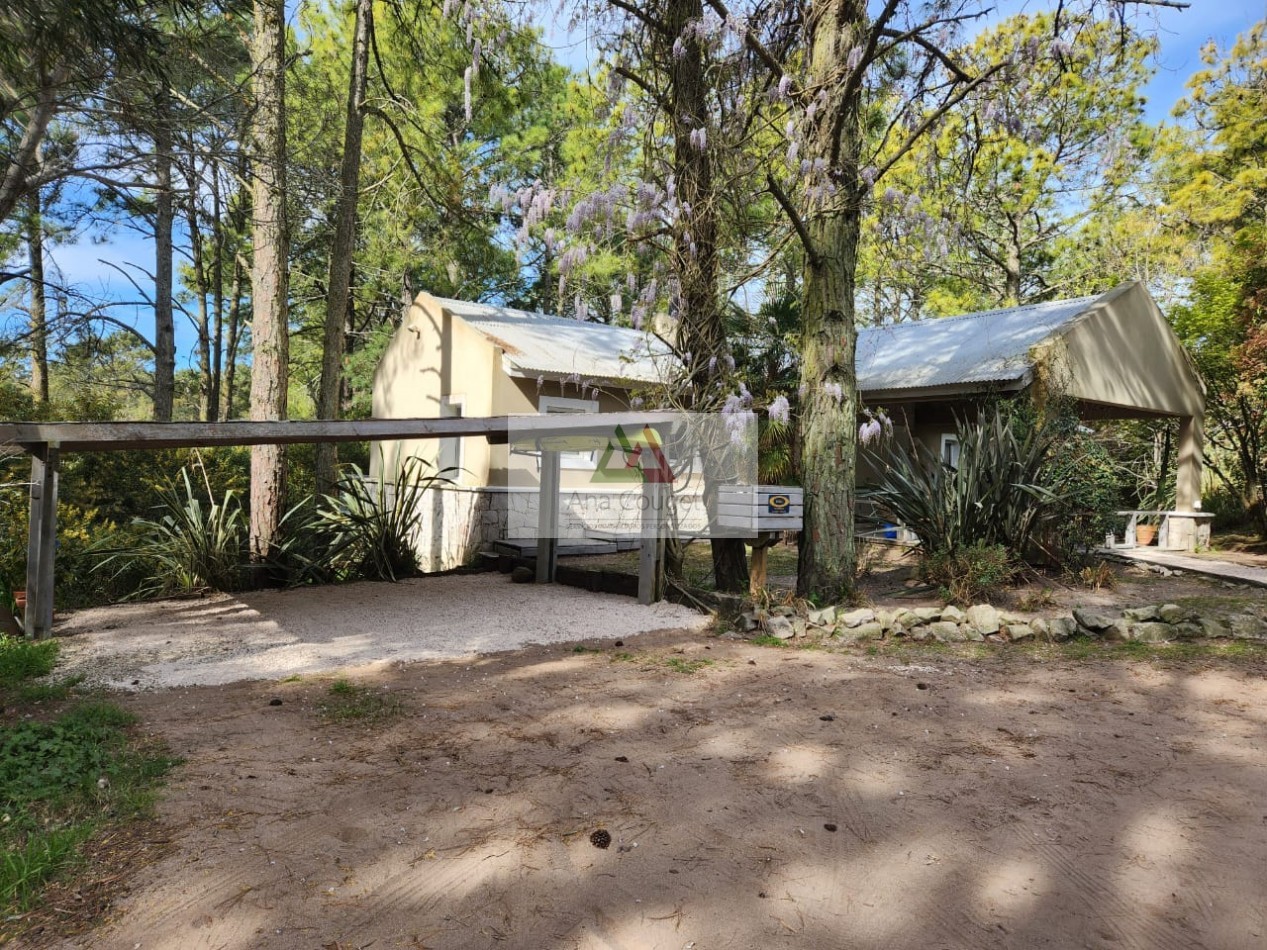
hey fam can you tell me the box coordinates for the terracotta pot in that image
[12,591,25,610]
[1136,524,1158,547]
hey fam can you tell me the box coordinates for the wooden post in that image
[749,538,769,596]
[638,480,665,604]
[24,443,59,639]
[535,448,560,583]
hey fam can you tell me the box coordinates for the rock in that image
[839,608,875,628]
[1005,623,1035,642]
[965,604,1001,635]
[913,607,942,622]
[1171,622,1205,640]
[764,616,795,639]
[1157,603,1186,624]
[1199,617,1230,639]
[792,619,808,638]
[962,624,985,642]
[1123,605,1159,622]
[511,565,535,583]
[873,609,896,631]
[772,606,795,618]
[908,626,930,641]
[890,622,907,638]
[1104,620,1135,643]
[1229,614,1267,640]
[894,609,922,629]
[940,605,965,624]
[1130,621,1172,643]
[1031,617,1050,639]
[807,607,835,627]
[1072,607,1116,632]
[929,621,962,642]
[737,612,759,633]
[840,621,885,642]
[1047,616,1078,641]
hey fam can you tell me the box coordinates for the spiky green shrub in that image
[304,458,451,582]
[863,403,1062,559]
[94,466,248,597]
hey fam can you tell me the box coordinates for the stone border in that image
[738,601,1267,644]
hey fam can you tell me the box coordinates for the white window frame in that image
[539,394,601,469]
[940,433,961,471]
[438,395,464,478]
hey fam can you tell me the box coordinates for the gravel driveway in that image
[52,573,708,689]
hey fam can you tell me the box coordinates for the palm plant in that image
[862,403,1063,558]
[94,464,248,598]
[304,457,452,582]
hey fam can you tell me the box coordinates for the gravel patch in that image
[52,573,709,689]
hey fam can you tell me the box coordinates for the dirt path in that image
[40,633,1267,950]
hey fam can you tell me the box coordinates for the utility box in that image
[715,485,804,534]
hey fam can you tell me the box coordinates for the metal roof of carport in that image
[855,292,1104,399]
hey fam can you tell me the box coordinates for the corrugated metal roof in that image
[856,292,1105,395]
[431,296,674,386]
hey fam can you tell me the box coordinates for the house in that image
[855,280,1209,549]
[372,292,678,570]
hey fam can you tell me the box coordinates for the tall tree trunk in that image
[315,0,372,496]
[665,0,747,592]
[26,192,48,406]
[152,85,176,422]
[223,255,244,419]
[248,0,290,568]
[796,0,866,601]
[183,156,214,421]
[208,157,225,422]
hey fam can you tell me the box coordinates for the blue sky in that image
[30,0,1267,368]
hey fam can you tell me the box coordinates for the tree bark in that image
[316,0,373,496]
[796,0,867,601]
[248,0,291,567]
[664,0,747,592]
[26,192,48,406]
[152,84,176,422]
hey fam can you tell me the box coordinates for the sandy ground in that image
[51,574,709,689]
[37,631,1267,950]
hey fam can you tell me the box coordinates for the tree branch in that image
[766,173,818,265]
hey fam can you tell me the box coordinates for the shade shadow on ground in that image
[42,632,1267,950]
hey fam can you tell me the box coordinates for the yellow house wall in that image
[371,292,497,486]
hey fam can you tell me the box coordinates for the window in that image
[539,394,600,468]
[438,396,463,477]
[940,434,960,470]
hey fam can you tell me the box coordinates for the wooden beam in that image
[0,412,685,455]
[535,449,561,584]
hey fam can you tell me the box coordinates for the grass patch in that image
[663,657,713,675]
[0,696,177,922]
[317,679,404,724]
[750,634,792,648]
[0,636,58,686]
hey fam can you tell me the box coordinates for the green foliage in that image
[0,637,58,685]
[923,542,1018,606]
[0,649,176,916]
[94,465,248,598]
[304,458,451,583]
[1040,425,1122,567]
[317,679,403,724]
[863,403,1060,558]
